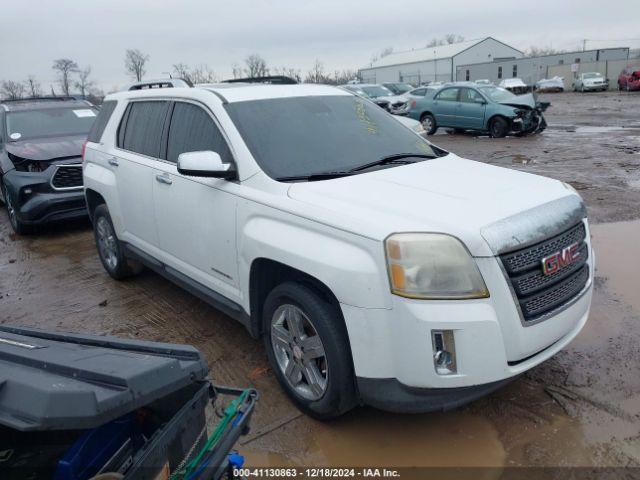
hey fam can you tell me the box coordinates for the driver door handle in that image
[108,157,119,167]
[155,173,172,185]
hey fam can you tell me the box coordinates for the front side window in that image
[436,88,459,102]
[459,88,484,104]
[5,106,97,141]
[119,101,169,157]
[224,95,438,181]
[166,102,232,164]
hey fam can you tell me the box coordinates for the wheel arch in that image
[248,258,343,339]
[85,188,106,222]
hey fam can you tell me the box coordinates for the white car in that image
[572,72,608,92]
[536,77,565,92]
[499,78,529,94]
[83,81,594,418]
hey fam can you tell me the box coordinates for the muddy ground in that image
[1,91,640,477]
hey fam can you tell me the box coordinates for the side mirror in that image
[177,151,235,179]
[474,97,487,104]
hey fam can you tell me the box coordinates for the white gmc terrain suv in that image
[83,81,594,418]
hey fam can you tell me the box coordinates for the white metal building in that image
[359,37,523,85]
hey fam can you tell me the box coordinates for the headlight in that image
[411,123,426,135]
[385,233,489,299]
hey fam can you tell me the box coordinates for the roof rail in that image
[127,78,193,91]
[222,75,298,85]
[0,96,80,104]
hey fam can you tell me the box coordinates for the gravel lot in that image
[1,91,639,475]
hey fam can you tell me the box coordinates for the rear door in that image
[113,100,170,251]
[151,100,240,300]
[457,88,487,129]
[431,87,460,127]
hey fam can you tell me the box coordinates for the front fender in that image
[238,205,391,312]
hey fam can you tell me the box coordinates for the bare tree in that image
[332,69,358,85]
[231,63,243,79]
[244,54,269,77]
[75,66,94,99]
[24,76,42,97]
[189,65,218,84]
[52,58,79,96]
[305,59,331,84]
[525,46,566,57]
[172,62,190,81]
[426,34,464,48]
[124,49,150,81]
[273,66,302,83]
[1,80,26,100]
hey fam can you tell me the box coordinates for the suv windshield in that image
[478,86,516,102]
[5,106,97,141]
[225,95,437,180]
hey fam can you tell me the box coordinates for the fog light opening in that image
[431,330,457,375]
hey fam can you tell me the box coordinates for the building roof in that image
[365,38,488,69]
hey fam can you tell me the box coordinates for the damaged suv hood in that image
[498,93,549,111]
[5,134,86,161]
[287,154,573,256]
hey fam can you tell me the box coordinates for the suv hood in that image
[287,154,573,256]
[5,134,86,161]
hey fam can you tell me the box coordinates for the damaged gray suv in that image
[0,97,97,233]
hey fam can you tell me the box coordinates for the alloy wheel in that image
[96,216,119,270]
[421,116,433,131]
[270,304,328,400]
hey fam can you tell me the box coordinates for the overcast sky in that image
[2,0,639,93]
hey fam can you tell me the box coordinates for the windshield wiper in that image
[276,171,356,182]
[347,153,435,173]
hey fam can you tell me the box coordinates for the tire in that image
[489,116,509,138]
[2,179,31,235]
[92,204,142,280]
[262,282,357,419]
[420,113,437,135]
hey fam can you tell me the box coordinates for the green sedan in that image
[407,82,550,138]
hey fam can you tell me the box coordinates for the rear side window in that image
[87,100,116,143]
[166,102,232,164]
[119,101,168,158]
[436,88,459,101]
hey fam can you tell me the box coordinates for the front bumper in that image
[341,246,593,413]
[3,168,87,225]
[583,84,607,91]
[511,111,547,134]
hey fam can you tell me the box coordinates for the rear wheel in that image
[2,179,31,235]
[263,282,356,419]
[93,204,142,280]
[489,117,509,138]
[420,113,437,135]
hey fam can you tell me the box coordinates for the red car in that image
[618,66,640,91]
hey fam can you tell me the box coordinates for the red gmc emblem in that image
[541,242,580,276]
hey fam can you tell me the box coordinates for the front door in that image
[457,88,487,129]
[152,101,240,301]
[432,87,460,127]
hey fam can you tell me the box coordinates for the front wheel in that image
[2,180,31,235]
[489,117,509,138]
[93,204,142,280]
[420,113,437,135]
[263,282,356,419]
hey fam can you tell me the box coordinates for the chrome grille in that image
[500,221,589,323]
[51,165,83,190]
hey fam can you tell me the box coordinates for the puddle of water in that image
[512,154,533,165]
[243,410,506,469]
[590,220,640,313]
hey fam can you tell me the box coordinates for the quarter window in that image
[166,102,232,164]
[88,100,117,143]
[119,101,169,157]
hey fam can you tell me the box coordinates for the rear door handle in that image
[155,173,172,185]
[108,157,119,167]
